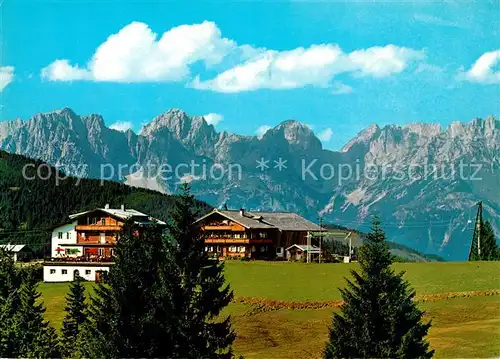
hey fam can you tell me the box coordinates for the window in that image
[101,218,106,225]
[50,269,56,274]
[276,247,284,255]
[98,248,105,256]
[260,246,267,252]
[62,269,67,275]
[66,232,71,240]
[58,232,63,239]
[239,246,246,253]
[92,217,98,225]
[85,270,91,275]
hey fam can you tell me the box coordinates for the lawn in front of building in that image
[38,260,500,358]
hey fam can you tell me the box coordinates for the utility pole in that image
[469,201,483,260]
[318,216,324,264]
[345,232,352,262]
[306,232,312,263]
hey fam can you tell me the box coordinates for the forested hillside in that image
[0,150,210,255]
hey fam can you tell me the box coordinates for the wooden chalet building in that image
[43,204,165,282]
[196,208,322,259]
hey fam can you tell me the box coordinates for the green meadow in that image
[39,261,500,358]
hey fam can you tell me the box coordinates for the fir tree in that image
[480,221,499,260]
[167,182,235,359]
[324,218,434,359]
[1,249,59,358]
[77,222,177,358]
[470,219,499,261]
[61,275,87,358]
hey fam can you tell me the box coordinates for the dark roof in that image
[196,209,322,231]
[0,244,31,253]
[69,207,165,224]
[52,207,166,230]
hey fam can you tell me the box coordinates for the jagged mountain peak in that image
[264,119,322,151]
[140,108,214,137]
[403,123,442,137]
[140,109,219,157]
[341,123,381,153]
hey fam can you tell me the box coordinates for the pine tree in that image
[481,221,499,260]
[12,271,60,358]
[167,182,235,359]
[470,219,499,261]
[61,275,87,358]
[324,218,434,359]
[0,247,21,357]
[77,222,178,358]
[1,249,59,358]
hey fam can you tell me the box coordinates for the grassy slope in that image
[39,261,500,358]
[229,296,500,359]
[224,261,500,301]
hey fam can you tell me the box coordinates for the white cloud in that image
[41,60,90,81]
[41,21,236,82]
[0,66,15,91]
[41,20,425,92]
[192,44,425,93]
[256,125,272,138]
[317,128,333,142]
[462,50,500,84]
[203,113,224,126]
[348,45,425,78]
[331,82,353,95]
[109,121,134,132]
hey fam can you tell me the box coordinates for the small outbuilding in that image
[0,244,33,262]
[286,244,321,261]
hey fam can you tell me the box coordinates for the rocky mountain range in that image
[0,108,498,260]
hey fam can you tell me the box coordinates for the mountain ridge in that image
[0,108,498,260]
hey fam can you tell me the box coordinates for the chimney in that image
[104,204,110,209]
[239,208,245,217]
[121,204,125,211]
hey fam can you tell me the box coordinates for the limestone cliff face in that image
[0,108,498,260]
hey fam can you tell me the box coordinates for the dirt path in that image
[234,289,500,312]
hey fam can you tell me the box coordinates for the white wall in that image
[43,264,110,282]
[51,221,81,257]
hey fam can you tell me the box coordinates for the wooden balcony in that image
[205,238,273,244]
[76,234,117,245]
[75,225,122,231]
[203,225,245,231]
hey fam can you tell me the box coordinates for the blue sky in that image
[0,0,499,150]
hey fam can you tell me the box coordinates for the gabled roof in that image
[196,210,274,229]
[68,208,166,225]
[0,244,30,253]
[285,244,321,253]
[196,209,321,231]
[253,212,322,231]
